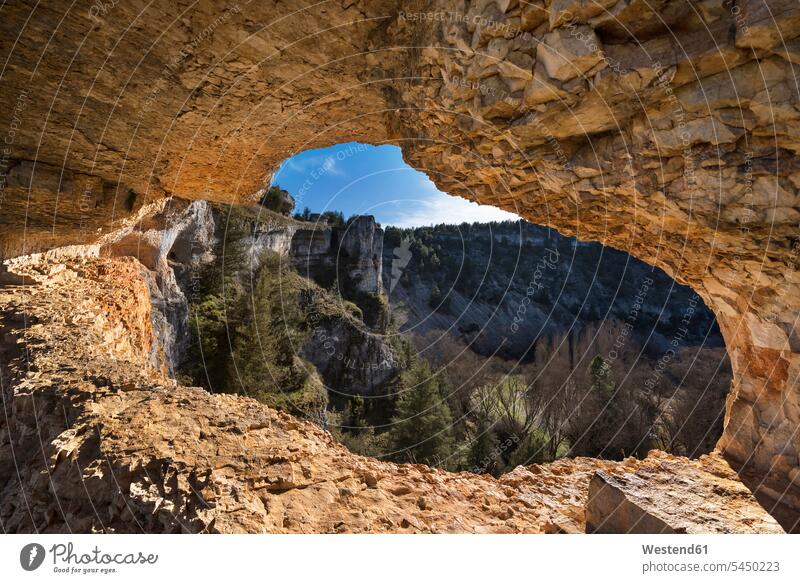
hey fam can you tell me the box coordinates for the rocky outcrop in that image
[116,202,397,397]
[103,199,216,372]
[225,211,395,396]
[291,215,384,296]
[0,0,798,525]
[301,316,396,398]
[340,216,384,295]
[586,453,784,534]
[0,254,782,533]
[259,185,296,216]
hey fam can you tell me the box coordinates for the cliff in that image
[103,201,397,403]
[383,221,726,358]
[291,215,384,296]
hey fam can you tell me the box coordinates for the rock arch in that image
[0,0,798,525]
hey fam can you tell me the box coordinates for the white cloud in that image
[321,155,346,176]
[383,176,519,227]
[281,154,346,177]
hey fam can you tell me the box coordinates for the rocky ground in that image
[0,252,783,533]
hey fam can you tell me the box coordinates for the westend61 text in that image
[642,544,708,555]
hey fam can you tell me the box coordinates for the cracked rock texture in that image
[586,454,784,533]
[0,253,784,533]
[0,0,799,527]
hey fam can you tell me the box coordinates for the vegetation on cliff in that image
[260,185,295,216]
[178,212,730,477]
[178,205,351,421]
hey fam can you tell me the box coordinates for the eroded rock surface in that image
[586,452,784,533]
[0,253,782,533]
[0,0,798,525]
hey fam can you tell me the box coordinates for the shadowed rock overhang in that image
[0,0,798,530]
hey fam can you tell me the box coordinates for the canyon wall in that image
[383,221,726,358]
[0,0,798,524]
[100,199,396,396]
[291,215,384,296]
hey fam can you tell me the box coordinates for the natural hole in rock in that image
[172,142,732,476]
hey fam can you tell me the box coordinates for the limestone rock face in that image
[537,27,605,82]
[102,201,395,397]
[586,453,784,534]
[339,216,384,295]
[290,215,394,393]
[0,0,799,525]
[103,199,217,372]
[291,215,384,295]
[0,254,782,533]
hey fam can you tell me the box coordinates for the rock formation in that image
[0,0,798,529]
[392,1,800,523]
[291,215,384,296]
[99,199,396,398]
[586,453,784,534]
[0,252,782,532]
[383,220,726,358]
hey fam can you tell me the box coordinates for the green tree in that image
[589,355,614,399]
[509,428,551,467]
[260,185,295,215]
[294,206,312,221]
[429,283,442,309]
[346,395,366,429]
[183,293,229,391]
[389,360,457,469]
[468,411,499,474]
[181,213,250,392]
[585,354,625,458]
[227,254,327,421]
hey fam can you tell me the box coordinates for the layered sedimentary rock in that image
[586,454,784,533]
[104,199,217,372]
[0,253,781,533]
[389,2,800,523]
[0,0,798,526]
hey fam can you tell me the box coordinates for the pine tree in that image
[468,411,499,474]
[428,283,442,309]
[586,354,624,457]
[346,395,366,429]
[226,255,326,420]
[294,206,312,221]
[589,355,614,399]
[389,360,457,469]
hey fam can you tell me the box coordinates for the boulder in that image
[586,454,785,534]
[537,26,605,82]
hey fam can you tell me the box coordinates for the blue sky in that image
[270,143,519,227]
